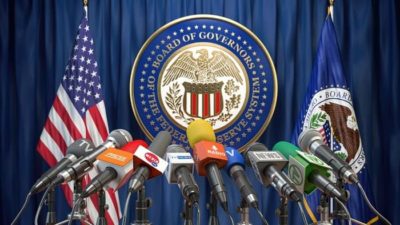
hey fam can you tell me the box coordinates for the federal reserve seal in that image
[130,15,277,151]
[302,87,365,173]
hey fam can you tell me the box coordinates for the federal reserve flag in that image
[291,16,375,222]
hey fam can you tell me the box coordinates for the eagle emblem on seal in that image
[161,48,245,121]
[162,49,243,85]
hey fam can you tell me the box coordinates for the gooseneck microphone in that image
[298,129,358,184]
[128,131,171,192]
[52,129,133,186]
[244,143,302,202]
[224,146,259,209]
[186,119,229,212]
[165,144,200,204]
[273,141,347,202]
[31,139,95,194]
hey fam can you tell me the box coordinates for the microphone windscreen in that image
[121,140,148,154]
[149,131,172,157]
[108,129,133,148]
[66,139,95,157]
[225,146,245,172]
[298,129,322,152]
[272,141,301,160]
[166,144,187,154]
[186,119,216,148]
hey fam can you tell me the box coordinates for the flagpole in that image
[83,0,88,17]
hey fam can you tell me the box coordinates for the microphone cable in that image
[193,202,201,225]
[121,191,133,225]
[225,211,235,225]
[67,197,83,225]
[255,207,270,225]
[333,198,367,225]
[10,192,32,225]
[356,182,391,225]
[34,186,52,225]
[333,197,352,225]
[296,201,309,225]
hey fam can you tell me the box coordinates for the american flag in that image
[36,11,120,225]
[319,120,342,151]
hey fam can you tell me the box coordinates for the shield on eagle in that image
[182,82,224,118]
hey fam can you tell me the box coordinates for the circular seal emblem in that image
[130,15,277,151]
[302,87,365,173]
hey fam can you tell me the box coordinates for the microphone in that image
[243,143,302,202]
[31,139,95,194]
[273,141,347,201]
[186,119,229,212]
[298,129,358,184]
[52,129,133,186]
[128,131,171,192]
[224,146,259,209]
[164,144,199,204]
[81,140,148,198]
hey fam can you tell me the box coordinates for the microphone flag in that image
[291,15,375,223]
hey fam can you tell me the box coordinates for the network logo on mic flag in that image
[291,16,375,222]
[36,11,120,225]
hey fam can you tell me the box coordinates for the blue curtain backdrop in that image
[1,0,399,225]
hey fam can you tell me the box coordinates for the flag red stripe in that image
[53,96,83,140]
[107,189,120,218]
[191,93,197,116]
[203,93,209,118]
[44,119,67,154]
[88,106,108,140]
[83,176,115,224]
[215,92,221,114]
[37,140,57,167]
[60,184,74,206]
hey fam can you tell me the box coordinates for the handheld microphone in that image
[244,143,302,202]
[81,140,148,198]
[128,131,171,192]
[164,144,199,204]
[186,119,229,212]
[224,146,259,209]
[273,141,347,201]
[52,129,132,186]
[31,139,95,194]
[298,129,358,184]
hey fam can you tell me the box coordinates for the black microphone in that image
[81,168,117,198]
[243,143,302,202]
[224,146,259,209]
[298,129,359,184]
[128,131,172,192]
[31,139,95,194]
[164,144,199,204]
[52,129,132,186]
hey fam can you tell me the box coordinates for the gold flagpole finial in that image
[327,0,335,20]
[83,0,88,7]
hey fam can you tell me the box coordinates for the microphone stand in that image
[45,186,56,225]
[95,189,108,225]
[237,199,252,225]
[132,185,152,225]
[207,191,219,225]
[332,179,349,225]
[317,193,332,225]
[181,200,194,225]
[275,197,288,225]
[56,178,92,225]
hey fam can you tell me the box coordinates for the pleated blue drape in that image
[1,0,399,224]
